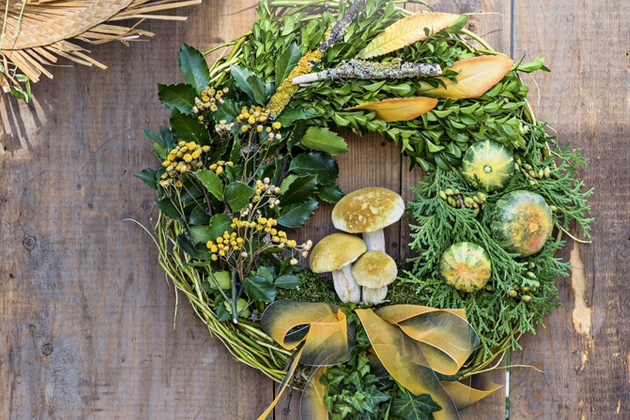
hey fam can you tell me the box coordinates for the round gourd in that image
[440,242,492,293]
[461,140,515,192]
[490,190,553,256]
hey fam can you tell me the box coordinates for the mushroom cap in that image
[309,233,367,273]
[352,251,398,288]
[332,187,405,233]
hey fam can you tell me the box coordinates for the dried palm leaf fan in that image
[0,0,201,99]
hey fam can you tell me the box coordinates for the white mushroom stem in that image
[332,264,361,303]
[362,286,388,305]
[362,230,387,304]
[362,230,385,252]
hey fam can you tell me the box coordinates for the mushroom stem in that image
[362,286,388,305]
[332,265,361,303]
[363,230,385,252]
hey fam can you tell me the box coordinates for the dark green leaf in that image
[391,387,440,420]
[275,274,300,289]
[155,198,183,222]
[170,109,210,144]
[177,233,211,260]
[276,107,318,127]
[244,275,276,303]
[134,168,158,190]
[278,198,319,228]
[275,42,302,87]
[318,183,345,203]
[158,83,197,114]
[230,65,257,100]
[207,214,233,239]
[300,127,348,156]
[289,152,339,185]
[279,175,318,206]
[189,206,210,225]
[225,182,255,212]
[247,74,269,105]
[194,169,224,200]
[178,44,210,94]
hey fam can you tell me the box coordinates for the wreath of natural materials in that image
[136,1,593,418]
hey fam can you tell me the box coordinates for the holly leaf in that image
[289,152,339,185]
[318,183,345,203]
[170,109,210,144]
[278,198,319,228]
[244,275,276,303]
[300,127,348,156]
[194,169,224,200]
[279,175,318,206]
[275,42,302,87]
[391,387,440,420]
[154,198,183,223]
[158,83,197,114]
[178,44,210,95]
[224,182,255,212]
[207,214,233,239]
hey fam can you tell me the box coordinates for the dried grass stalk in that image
[0,0,201,92]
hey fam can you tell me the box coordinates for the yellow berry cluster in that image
[208,160,234,176]
[192,87,229,121]
[206,230,244,262]
[160,141,211,188]
[236,106,283,141]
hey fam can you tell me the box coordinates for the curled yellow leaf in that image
[443,374,502,410]
[359,13,463,59]
[417,55,514,99]
[349,96,438,122]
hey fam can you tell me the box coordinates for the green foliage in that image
[178,44,210,94]
[158,83,197,114]
[224,181,255,211]
[277,269,339,303]
[170,109,210,144]
[300,126,349,156]
[194,169,224,200]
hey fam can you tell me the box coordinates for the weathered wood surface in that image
[0,0,626,419]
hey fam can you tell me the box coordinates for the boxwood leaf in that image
[225,182,255,212]
[194,169,223,200]
[170,109,210,144]
[289,152,339,185]
[279,175,318,206]
[158,83,197,114]
[300,127,348,156]
[278,198,319,228]
[178,44,210,95]
[275,42,302,87]
[244,275,276,303]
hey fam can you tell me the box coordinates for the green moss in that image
[276,269,338,304]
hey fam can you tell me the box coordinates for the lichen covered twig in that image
[291,58,442,85]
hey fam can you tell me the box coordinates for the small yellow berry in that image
[272,122,281,130]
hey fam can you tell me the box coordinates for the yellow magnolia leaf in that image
[359,12,462,59]
[417,55,514,99]
[349,97,438,122]
[443,374,502,410]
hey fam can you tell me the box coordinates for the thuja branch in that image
[291,58,442,85]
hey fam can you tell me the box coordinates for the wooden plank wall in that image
[0,1,627,419]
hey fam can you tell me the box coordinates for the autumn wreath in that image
[135,1,592,418]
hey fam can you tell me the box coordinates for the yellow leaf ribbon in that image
[356,305,501,419]
[259,302,500,420]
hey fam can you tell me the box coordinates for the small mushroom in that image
[352,251,398,305]
[309,233,367,303]
[332,187,405,252]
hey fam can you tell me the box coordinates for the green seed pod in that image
[485,285,493,291]
[524,163,533,171]
[522,286,530,292]
[528,170,537,179]
[508,289,518,297]
[464,197,475,207]
[527,271,537,279]
[448,197,458,207]
[477,192,488,201]
[529,262,536,269]
[533,281,541,288]
[439,190,447,200]
[521,295,532,303]
[513,285,519,291]
[514,162,520,171]
[550,205,558,213]
[529,179,537,186]
[473,195,483,204]
[544,167,551,177]
[473,207,480,217]
[538,169,544,178]
[445,188,454,196]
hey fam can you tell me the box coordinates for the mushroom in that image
[352,251,398,305]
[309,233,366,303]
[332,187,405,252]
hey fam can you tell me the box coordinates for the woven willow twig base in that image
[0,0,202,92]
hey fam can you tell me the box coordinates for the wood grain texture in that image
[0,0,625,419]
[509,0,630,419]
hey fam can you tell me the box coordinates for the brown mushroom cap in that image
[352,251,398,288]
[309,233,367,273]
[332,187,405,233]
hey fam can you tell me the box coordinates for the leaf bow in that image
[258,302,500,420]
